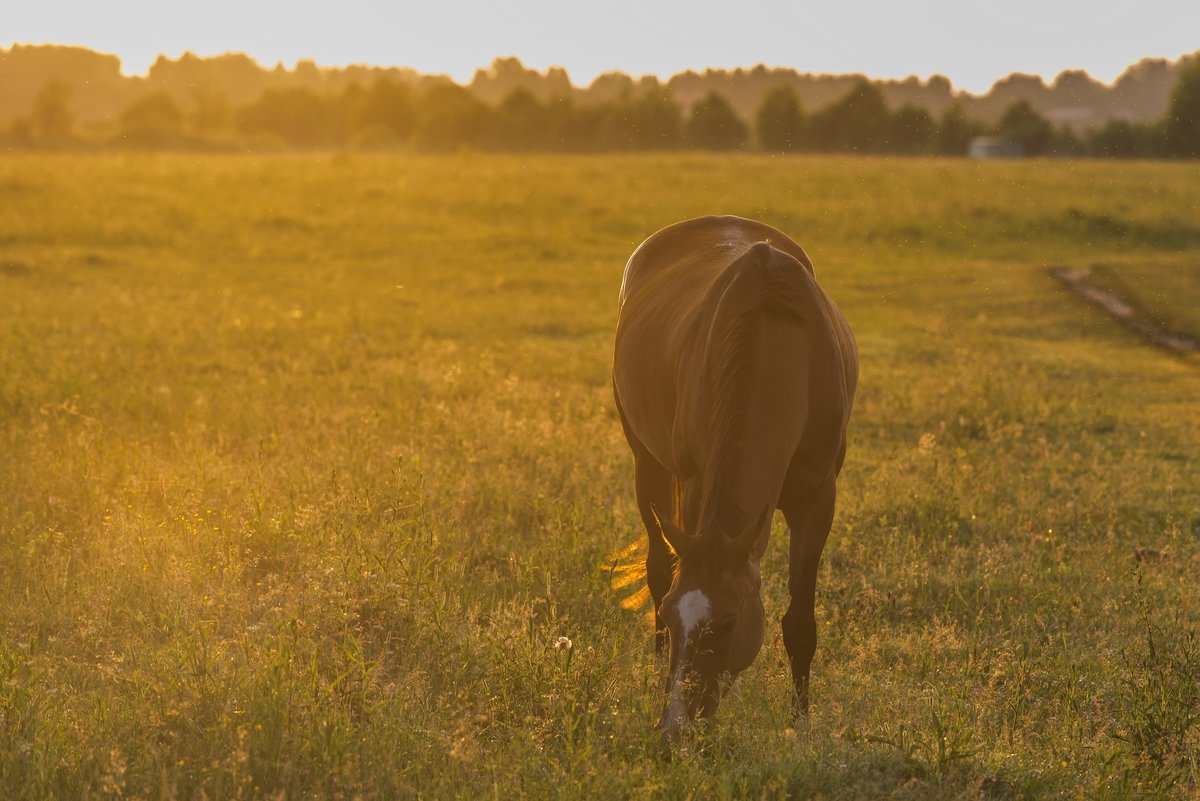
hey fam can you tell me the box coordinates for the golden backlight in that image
[1,19,1199,801]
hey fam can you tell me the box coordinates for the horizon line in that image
[5,40,1197,98]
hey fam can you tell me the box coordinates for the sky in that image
[6,0,1198,94]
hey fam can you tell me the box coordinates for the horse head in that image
[652,505,771,742]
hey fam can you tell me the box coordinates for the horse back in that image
[613,216,843,479]
[618,215,813,311]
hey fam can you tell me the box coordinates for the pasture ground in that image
[1,153,1199,799]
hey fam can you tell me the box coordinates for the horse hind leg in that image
[780,479,836,719]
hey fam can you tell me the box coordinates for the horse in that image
[612,215,857,742]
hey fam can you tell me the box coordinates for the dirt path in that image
[1048,266,1198,354]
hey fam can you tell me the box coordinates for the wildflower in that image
[553,636,573,652]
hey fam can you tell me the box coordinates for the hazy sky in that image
[7,0,1198,94]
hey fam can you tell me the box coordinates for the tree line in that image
[5,57,1199,158]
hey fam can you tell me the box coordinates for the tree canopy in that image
[755,85,805,152]
[4,51,1199,159]
[686,91,749,150]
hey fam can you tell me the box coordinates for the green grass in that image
[1,153,1199,800]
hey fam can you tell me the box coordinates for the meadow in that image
[1,152,1198,800]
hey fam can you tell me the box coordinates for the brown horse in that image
[612,215,857,741]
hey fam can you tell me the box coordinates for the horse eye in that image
[716,618,736,634]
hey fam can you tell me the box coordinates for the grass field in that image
[1,153,1199,800]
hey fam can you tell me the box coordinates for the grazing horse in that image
[612,215,857,741]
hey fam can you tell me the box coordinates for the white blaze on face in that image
[665,589,711,732]
[676,590,711,642]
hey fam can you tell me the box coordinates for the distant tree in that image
[352,78,416,144]
[414,83,493,150]
[238,87,342,148]
[119,92,185,146]
[291,59,322,87]
[587,85,683,150]
[5,117,34,148]
[626,85,683,149]
[469,56,573,106]
[755,84,805,152]
[5,43,1200,155]
[190,86,233,138]
[491,88,551,150]
[936,101,979,155]
[30,79,74,142]
[575,101,622,150]
[887,105,936,155]
[808,79,889,152]
[1162,57,1200,158]
[338,81,370,135]
[996,100,1054,156]
[543,95,582,150]
[1047,124,1085,158]
[580,71,637,107]
[685,91,748,150]
[1088,118,1153,158]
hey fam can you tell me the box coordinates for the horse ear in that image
[651,504,692,558]
[726,504,772,559]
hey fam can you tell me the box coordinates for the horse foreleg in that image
[780,479,836,720]
[634,453,676,655]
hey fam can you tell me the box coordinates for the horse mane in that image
[698,242,810,538]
